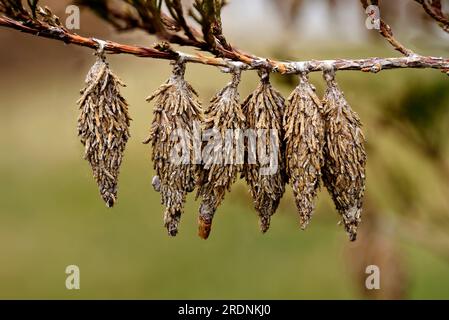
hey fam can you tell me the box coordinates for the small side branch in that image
[414,0,449,33]
[361,0,415,56]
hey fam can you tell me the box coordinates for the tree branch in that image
[78,0,257,64]
[0,15,178,59]
[2,14,448,75]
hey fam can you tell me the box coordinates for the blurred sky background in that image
[0,0,449,299]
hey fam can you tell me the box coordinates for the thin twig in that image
[361,0,415,56]
[0,16,178,59]
[77,0,256,63]
[414,0,449,33]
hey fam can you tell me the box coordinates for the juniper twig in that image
[414,0,449,33]
[1,13,448,76]
[2,1,448,75]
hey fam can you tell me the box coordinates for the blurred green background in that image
[0,0,449,299]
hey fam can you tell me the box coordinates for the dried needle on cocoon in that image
[284,71,325,229]
[242,71,286,233]
[77,52,131,208]
[322,67,367,241]
[144,61,203,236]
[196,69,246,239]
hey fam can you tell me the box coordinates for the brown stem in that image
[166,0,199,42]
[0,16,177,59]
[414,0,449,33]
[361,0,415,56]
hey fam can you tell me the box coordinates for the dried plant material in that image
[196,70,246,239]
[322,68,367,241]
[284,72,325,229]
[144,61,203,237]
[242,71,286,233]
[77,52,131,207]
[37,6,63,27]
